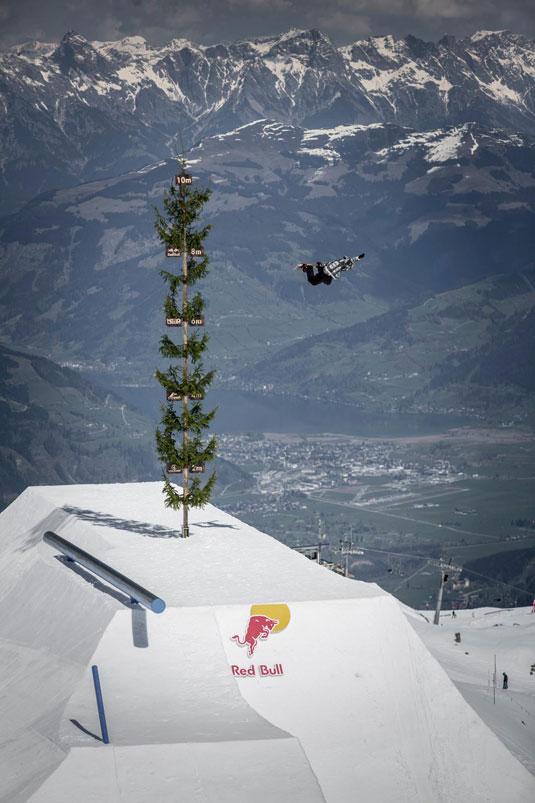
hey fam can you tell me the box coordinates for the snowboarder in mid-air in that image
[295,253,365,286]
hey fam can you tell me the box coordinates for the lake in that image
[101,382,469,438]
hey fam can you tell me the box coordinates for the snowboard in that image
[293,254,365,271]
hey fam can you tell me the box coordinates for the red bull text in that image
[232,664,284,677]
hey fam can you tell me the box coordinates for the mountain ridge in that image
[1,117,532,385]
[1,27,534,213]
[1,117,533,419]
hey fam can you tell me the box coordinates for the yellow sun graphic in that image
[250,604,291,633]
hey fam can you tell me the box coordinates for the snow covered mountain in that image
[1,28,534,213]
[1,481,534,802]
[0,118,533,403]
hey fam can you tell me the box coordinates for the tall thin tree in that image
[153,154,216,537]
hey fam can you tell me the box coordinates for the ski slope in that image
[407,604,535,775]
[0,482,533,803]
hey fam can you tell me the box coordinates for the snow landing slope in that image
[0,482,533,803]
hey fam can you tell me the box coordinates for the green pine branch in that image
[159,332,210,362]
[158,402,216,436]
[161,472,217,510]
[163,292,205,320]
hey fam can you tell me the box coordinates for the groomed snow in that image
[406,605,535,775]
[0,482,534,803]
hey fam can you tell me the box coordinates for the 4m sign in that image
[166,390,204,401]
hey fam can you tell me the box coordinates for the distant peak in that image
[53,30,105,73]
[117,35,147,48]
[6,40,56,58]
[283,27,326,40]
[239,27,330,49]
[100,35,149,54]
[470,30,509,42]
[60,30,90,45]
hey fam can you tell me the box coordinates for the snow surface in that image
[471,30,508,42]
[407,605,535,775]
[0,482,534,803]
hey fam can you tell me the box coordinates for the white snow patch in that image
[483,79,522,105]
[378,125,471,164]
[299,147,333,159]
[438,76,453,93]
[358,62,454,97]
[302,123,381,145]
[358,69,397,92]
[264,55,308,93]
[376,129,436,158]
[137,160,167,174]
[426,127,464,163]
[0,482,533,803]
[6,41,56,60]
[243,28,310,56]
[471,30,507,42]
[22,75,45,88]
[408,605,535,775]
[370,35,397,59]
[93,36,148,56]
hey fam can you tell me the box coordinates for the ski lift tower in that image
[338,535,364,578]
[431,558,463,625]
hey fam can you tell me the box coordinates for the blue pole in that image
[91,665,110,744]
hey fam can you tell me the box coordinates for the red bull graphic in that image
[230,605,290,679]
[232,664,284,676]
[231,615,279,657]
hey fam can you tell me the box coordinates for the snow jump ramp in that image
[0,482,533,803]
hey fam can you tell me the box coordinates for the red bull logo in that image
[231,615,279,657]
[230,604,290,677]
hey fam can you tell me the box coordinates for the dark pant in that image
[304,264,332,286]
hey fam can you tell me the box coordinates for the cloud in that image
[228,0,291,7]
[316,11,373,38]
[0,0,533,50]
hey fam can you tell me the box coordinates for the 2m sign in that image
[166,462,205,474]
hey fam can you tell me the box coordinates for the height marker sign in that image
[166,246,205,258]
[166,316,205,327]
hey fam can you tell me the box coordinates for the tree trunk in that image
[182,205,189,537]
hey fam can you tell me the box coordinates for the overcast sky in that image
[1,0,533,50]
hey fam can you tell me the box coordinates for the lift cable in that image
[352,545,535,600]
